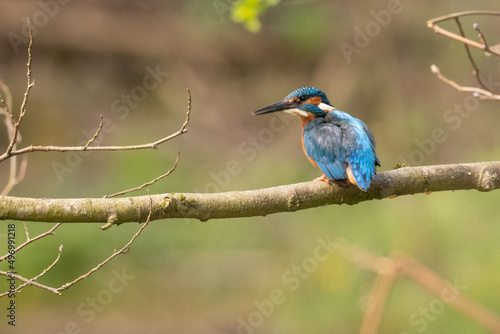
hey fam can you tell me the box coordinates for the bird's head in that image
[252,87,334,118]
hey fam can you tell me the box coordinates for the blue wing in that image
[342,124,379,190]
[303,118,348,180]
[303,111,380,191]
[334,111,379,191]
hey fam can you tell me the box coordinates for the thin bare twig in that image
[454,18,488,90]
[0,244,65,298]
[27,245,64,284]
[0,270,61,297]
[0,27,192,164]
[56,192,154,292]
[427,11,500,57]
[397,254,500,333]
[101,88,190,199]
[4,18,35,158]
[359,259,398,334]
[83,115,104,149]
[0,223,62,262]
[0,22,32,195]
[427,11,500,99]
[0,89,192,162]
[430,64,500,100]
[1,79,28,196]
[22,221,30,240]
[473,23,490,53]
[332,238,500,333]
[183,88,192,131]
[0,80,13,121]
[0,222,62,297]
[0,192,154,297]
[0,155,28,196]
[105,151,180,198]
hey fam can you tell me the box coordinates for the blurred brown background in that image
[1,1,500,333]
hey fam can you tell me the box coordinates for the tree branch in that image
[57,192,153,292]
[430,65,500,100]
[427,11,500,100]
[427,10,500,57]
[1,161,499,225]
[335,238,500,333]
[0,107,190,160]
[0,270,62,296]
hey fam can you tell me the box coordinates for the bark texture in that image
[0,162,498,225]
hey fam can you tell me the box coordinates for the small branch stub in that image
[102,213,118,230]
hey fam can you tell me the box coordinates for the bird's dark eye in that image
[299,96,308,101]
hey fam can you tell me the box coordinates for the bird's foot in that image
[313,174,331,184]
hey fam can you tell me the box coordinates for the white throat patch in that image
[284,108,309,117]
[318,102,335,112]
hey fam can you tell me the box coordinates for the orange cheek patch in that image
[305,96,321,105]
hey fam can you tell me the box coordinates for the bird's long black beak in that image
[252,100,297,116]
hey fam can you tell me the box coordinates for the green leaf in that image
[231,0,280,32]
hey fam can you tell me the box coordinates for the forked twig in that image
[0,23,192,164]
[0,223,62,262]
[427,11,500,57]
[0,24,192,297]
[430,65,500,100]
[0,193,154,296]
[0,270,61,297]
[0,93,191,162]
[0,222,63,297]
[427,11,500,100]
[332,238,500,333]
[0,245,64,297]
[453,18,488,90]
[101,89,190,199]
[56,192,154,292]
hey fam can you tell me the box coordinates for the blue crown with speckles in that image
[285,87,332,106]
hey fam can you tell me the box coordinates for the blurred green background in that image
[1,1,500,333]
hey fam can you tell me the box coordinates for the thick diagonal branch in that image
[0,161,499,225]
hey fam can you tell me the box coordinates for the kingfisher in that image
[252,87,380,191]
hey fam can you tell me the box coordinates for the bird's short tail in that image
[346,166,368,191]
